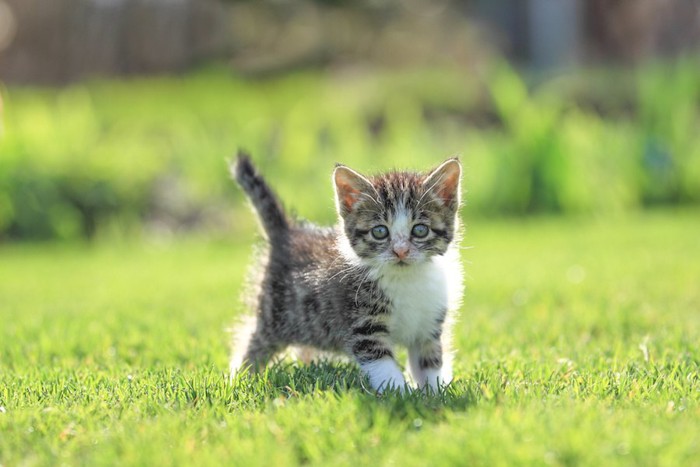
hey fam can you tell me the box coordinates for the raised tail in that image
[231,150,290,241]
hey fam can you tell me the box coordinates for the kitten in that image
[230,151,463,393]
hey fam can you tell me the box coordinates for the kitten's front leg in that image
[360,356,406,393]
[408,340,448,392]
[349,327,406,393]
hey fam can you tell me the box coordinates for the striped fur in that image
[230,154,463,393]
[232,151,289,242]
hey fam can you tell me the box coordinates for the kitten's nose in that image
[392,244,410,260]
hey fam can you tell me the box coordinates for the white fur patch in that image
[336,224,363,266]
[378,246,463,347]
[390,210,411,242]
[408,346,452,391]
[360,356,407,393]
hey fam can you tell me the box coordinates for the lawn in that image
[1,209,698,465]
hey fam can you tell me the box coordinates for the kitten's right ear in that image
[333,165,374,215]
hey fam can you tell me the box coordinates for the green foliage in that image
[1,61,700,240]
[484,59,700,215]
[488,62,573,213]
[636,58,700,204]
[0,212,698,464]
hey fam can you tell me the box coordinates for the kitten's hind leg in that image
[229,316,280,378]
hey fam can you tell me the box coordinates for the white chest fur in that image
[378,248,463,346]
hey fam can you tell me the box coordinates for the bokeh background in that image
[0,0,699,241]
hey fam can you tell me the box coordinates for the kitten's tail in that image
[231,150,290,241]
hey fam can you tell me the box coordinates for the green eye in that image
[371,225,389,240]
[411,224,429,238]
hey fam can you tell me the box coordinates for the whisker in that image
[354,268,373,306]
[328,265,358,282]
[350,208,384,217]
[418,172,448,207]
[359,191,382,208]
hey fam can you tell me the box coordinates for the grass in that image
[1,209,699,465]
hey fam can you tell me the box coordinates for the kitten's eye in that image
[411,224,429,238]
[370,225,389,240]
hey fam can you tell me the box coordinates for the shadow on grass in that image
[228,360,479,419]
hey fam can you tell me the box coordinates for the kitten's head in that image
[333,159,461,269]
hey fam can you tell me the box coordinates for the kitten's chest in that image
[378,255,461,346]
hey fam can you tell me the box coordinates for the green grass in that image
[1,209,699,465]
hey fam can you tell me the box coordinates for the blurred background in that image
[0,0,699,241]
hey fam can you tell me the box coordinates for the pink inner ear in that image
[338,182,360,211]
[437,174,459,204]
[335,167,371,213]
[426,160,461,206]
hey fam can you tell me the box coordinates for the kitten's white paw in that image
[408,349,452,392]
[413,367,447,392]
[361,357,407,393]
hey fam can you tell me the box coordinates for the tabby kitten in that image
[230,151,463,393]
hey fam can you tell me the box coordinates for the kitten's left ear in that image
[423,158,462,208]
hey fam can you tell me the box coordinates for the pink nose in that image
[393,244,410,260]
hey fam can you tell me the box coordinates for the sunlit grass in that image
[1,210,698,465]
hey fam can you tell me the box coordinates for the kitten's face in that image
[333,159,461,269]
